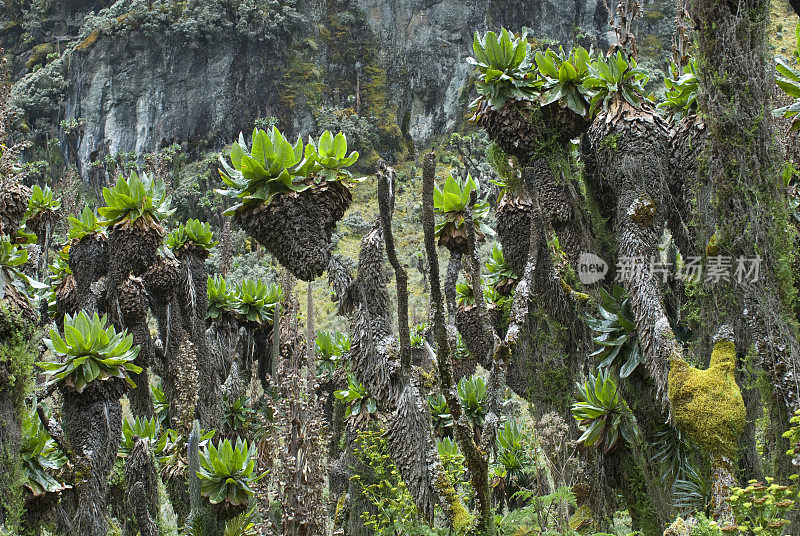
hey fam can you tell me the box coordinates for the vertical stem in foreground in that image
[377,162,412,375]
[422,153,494,534]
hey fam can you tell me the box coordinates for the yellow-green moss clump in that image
[434,471,472,534]
[25,43,54,70]
[705,231,720,256]
[568,504,593,532]
[76,30,100,51]
[668,339,745,456]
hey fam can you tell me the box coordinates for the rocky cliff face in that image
[358,0,612,141]
[62,35,283,177]
[6,0,674,177]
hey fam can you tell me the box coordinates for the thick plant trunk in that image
[234,181,352,281]
[604,447,662,536]
[691,0,800,496]
[582,100,678,528]
[66,234,108,315]
[125,438,158,536]
[61,380,125,536]
[179,252,221,429]
[0,362,23,530]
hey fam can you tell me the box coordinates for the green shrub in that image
[467,28,538,110]
[571,370,634,453]
[98,171,174,230]
[725,479,794,535]
[38,311,141,393]
[197,437,264,507]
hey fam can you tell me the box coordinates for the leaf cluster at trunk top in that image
[456,279,503,309]
[468,29,654,120]
[67,206,104,242]
[433,174,493,243]
[659,58,699,120]
[119,416,158,458]
[457,374,488,427]
[98,171,174,232]
[207,276,283,324]
[23,184,60,221]
[335,373,379,421]
[585,50,649,115]
[197,437,264,507]
[207,275,237,319]
[571,370,634,454]
[775,28,800,131]
[534,45,594,117]
[217,126,359,215]
[166,218,217,255]
[496,419,528,478]
[467,28,537,110]
[39,311,142,393]
[234,279,282,324]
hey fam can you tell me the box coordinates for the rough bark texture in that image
[585,99,674,406]
[582,97,676,531]
[275,279,329,536]
[691,0,800,488]
[177,249,221,429]
[479,101,589,163]
[327,160,468,528]
[66,234,108,314]
[125,438,159,536]
[234,180,352,281]
[117,275,154,418]
[61,380,125,536]
[147,253,199,437]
